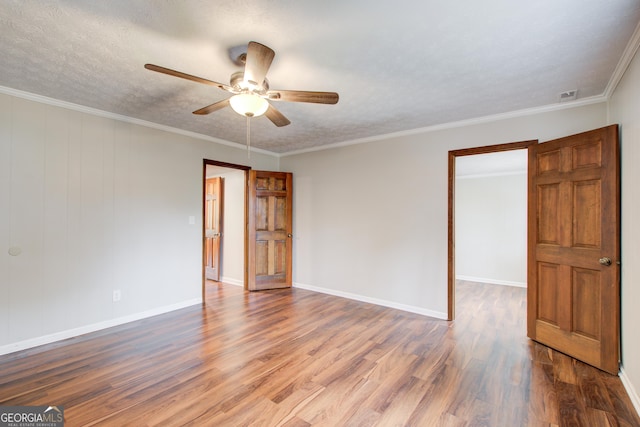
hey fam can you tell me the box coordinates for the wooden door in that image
[528,125,620,374]
[247,170,293,291]
[205,177,224,281]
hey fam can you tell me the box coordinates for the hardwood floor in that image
[1,280,638,426]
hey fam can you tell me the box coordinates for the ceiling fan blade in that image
[244,42,275,87]
[266,90,339,104]
[264,104,291,127]
[145,64,232,91]
[192,99,230,115]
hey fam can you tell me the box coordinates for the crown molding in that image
[281,95,607,157]
[604,19,640,99]
[281,22,640,158]
[0,85,278,158]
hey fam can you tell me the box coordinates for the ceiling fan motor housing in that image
[230,71,269,94]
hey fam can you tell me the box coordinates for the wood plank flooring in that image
[1,280,638,426]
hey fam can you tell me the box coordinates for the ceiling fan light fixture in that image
[229,93,269,117]
[146,41,336,128]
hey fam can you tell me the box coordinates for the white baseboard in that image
[620,367,640,418]
[293,282,448,320]
[220,276,244,287]
[456,275,527,288]
[0,298,202,356]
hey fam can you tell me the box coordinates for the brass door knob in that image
[599,257,612,266]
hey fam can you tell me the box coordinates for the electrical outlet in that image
[113,290,121,302]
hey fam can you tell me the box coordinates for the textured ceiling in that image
[1,1,639,154]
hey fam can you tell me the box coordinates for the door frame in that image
[447,140,537,320]
[202,159,251,301]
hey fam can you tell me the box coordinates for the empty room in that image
[1,1,640,426]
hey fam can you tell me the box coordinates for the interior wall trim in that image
[293,282,448,320]
[220,277,244,287]
[455,275,527,289]
[605,20,640,98]
[620,367,640,418]
[281,97,606,157]
[0,298,202,356]
[0,83,609,160]
[0,85,277,157]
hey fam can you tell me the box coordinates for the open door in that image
[528,125,620,374]
[204,177,224,281]
[247,170,293,291]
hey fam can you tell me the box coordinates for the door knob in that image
[599,257,612,266]
[287,233,292,238]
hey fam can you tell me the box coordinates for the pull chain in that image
[246,116,251,159]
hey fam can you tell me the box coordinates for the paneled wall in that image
[0,92,278,352]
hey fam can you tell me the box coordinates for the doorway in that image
[204,176,223,281]
[202,160,250,300]
[449,127,620,373]
[448,140,536,320]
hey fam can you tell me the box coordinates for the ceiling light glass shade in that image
[229,93,269,117]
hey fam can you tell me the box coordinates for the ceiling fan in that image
[144,41,339,127]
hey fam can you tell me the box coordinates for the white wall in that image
[281,102,607,318]
[455,172,527,287]
[0,92,278,353]
[206,168,245,285]
[609,45,640,412]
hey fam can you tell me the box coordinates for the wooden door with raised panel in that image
[248,170,292,291]
[204,177,223,281]
[528,125,620,374]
